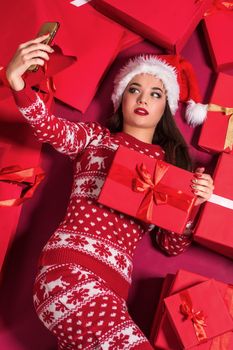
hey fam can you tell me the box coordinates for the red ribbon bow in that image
[0,165,45,206]
[132,162,194,222]
[180,291,207,343]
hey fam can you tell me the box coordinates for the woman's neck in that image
[122,125,154,144]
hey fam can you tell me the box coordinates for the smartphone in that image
[27,21,60,72]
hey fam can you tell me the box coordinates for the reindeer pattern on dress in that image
[85,150,108,171]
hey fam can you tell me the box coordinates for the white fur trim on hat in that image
[186,99,208,126]
[111,55,180,115]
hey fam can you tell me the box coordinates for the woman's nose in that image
[137,95,147,105]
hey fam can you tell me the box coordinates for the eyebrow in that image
[129,82,164,92]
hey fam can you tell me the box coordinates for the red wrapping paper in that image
[92,0,212,53]
[98,145,196,234]
[0,98,42,271]
[0,0,124,112]
[202,1,233,71]
[164,280,233,349]
[198,73,233,154]
[194,153,233,259]
[152,269,233,350]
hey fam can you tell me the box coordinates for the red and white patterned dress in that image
[12,86,193,349]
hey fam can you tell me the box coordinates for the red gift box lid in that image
[93,0,212,52]
[164,279,233,349]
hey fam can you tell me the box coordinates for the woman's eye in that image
[128,87,140,94]
[151,92,162,98]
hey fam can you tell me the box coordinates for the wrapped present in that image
[194,152,233,259]
[0,0,124,112]
[152,269,233,350]
[164,279,233,349]
[119,29,143,51]
[198,73,233,153]
[98,145,196,234]
[202,1,233,71]
[0,97,43,271]
[0,46,76,113]
[92,0,212,53]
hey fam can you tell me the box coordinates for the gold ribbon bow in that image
[207,103,233,151]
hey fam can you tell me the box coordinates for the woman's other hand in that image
[191,167,214,206]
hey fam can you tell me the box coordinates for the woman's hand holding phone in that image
[6,34,54,91]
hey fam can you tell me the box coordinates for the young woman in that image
[6,34,214,349]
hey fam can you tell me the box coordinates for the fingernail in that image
[194,174,202,178]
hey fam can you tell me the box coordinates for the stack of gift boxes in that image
[150,269,233,349]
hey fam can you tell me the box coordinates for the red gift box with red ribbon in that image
[194,152,233,259]
[92,0,212,53]
[98,145,196,234]
[0,97,44,271]
[198,73,233,154]
[202,1,233,72]
[164,280,233,349]
[151,269,233,350]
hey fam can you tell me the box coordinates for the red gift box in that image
[98,145,196,234]
[92,0,212,53]
[194,152,233,259]
[152,269,233,350]
[0,0,124,113]
[164,279,233,349]
[0,97,42,271]
[202,2,233,72]
[198,73,233,154]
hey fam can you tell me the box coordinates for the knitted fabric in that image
[13,86,193,300]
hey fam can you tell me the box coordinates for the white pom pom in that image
[185,99,208,126]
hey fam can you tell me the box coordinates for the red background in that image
[0,20,233,350]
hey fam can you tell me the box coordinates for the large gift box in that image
[0,0,124,113]
[151,269,233,350]
[198,73,233,154]
[202,2,233,72]
[194,152,233,259]
[92,0,212,53]
[164,280,233,349]
[0,99,43,271]
[98,145,196,234]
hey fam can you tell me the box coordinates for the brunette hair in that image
[107,102,192,171]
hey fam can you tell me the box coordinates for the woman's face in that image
[122,73,167,130]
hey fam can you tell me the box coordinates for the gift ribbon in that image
[0,165,45,206]
[210,285,233,350]
[205,0,233,16]
[33,61,56,105]
[208,193,233,210]
[109,162,196,223]
[207,103,233,151]
[179,290,207,343]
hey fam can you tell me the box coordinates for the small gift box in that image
[202,1,233,72]
[198,73,233,153]
[98,145,196,234]
[194,152,233,259]
[164,279,233,349]
[93,0,212,53]
[152,269,233,350]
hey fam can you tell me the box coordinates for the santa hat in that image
[111,54,208,126]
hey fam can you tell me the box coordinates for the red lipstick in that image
[134,108,149,116]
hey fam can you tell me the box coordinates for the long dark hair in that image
[107,102,192,171]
